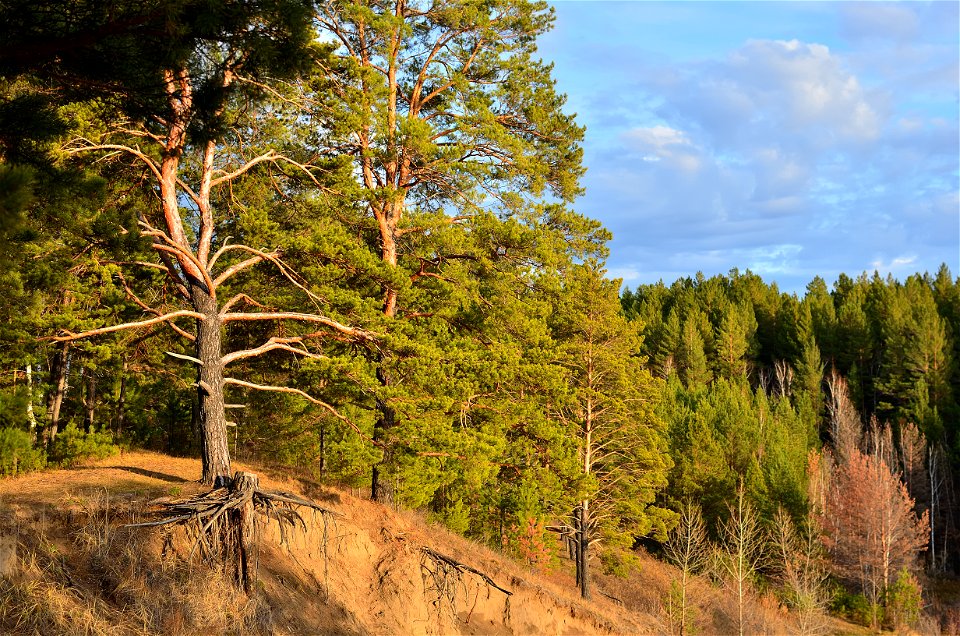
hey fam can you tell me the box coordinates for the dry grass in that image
[0,483,274,636]
[0,453,648,635]
[0,452,880,635]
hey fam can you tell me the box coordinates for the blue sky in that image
[538,1,960,295]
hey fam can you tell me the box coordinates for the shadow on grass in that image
[72,465,191,484]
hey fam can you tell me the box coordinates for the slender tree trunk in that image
[114,362,127,437]
[371,383,396,503]
[83,367,97,432]
[44,342,70,445]
[193,288,231,486]
[579,500,591,600]
[25,364,36,432]
[573,508,582,588]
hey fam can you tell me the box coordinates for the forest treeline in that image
[623,268,959,628]
[0,0,956,631]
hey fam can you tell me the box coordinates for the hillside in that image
[0,452,667,635]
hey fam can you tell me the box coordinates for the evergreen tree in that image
[551,262,672,598]
[714,302,756,381]
[679,312,712,389]
[2,0,368,485]
[312,0,592,501]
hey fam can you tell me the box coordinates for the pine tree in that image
[680,313,712,389]
[551,262,672,599]
[311,0,593,501]
[714,302,756,380]
[3,0,375,485]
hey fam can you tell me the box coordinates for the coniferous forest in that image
[0,0,957,632]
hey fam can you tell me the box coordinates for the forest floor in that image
[0,451,874,635]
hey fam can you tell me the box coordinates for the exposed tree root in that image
[420,546,512,625]
[127,471,339,593]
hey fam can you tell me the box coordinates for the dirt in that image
[0,452,659,635]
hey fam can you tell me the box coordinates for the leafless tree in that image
[770,508,829,636]
[716,484,765,636]
[664,500,710,636]
[825,369,861,463]
[821,449,929,629]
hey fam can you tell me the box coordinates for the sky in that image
[537,1,960,295]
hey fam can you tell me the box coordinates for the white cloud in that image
[870,255,918,271]
[555,12,958,295]
[623,125,703,173]
[724,39,882,142]
[606,266,642,283]
[623,125,691,149]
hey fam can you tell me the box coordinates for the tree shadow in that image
[95,465,191,484]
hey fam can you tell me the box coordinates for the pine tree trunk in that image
[114,362,127,437]
[25,364,36,432]
[194,288,231,487]
[371,370,396,503]
[579,501,591,600]
[573,508,582,588]
[83,367,97,432]
[44,342,70,445]
[229,471,258,593]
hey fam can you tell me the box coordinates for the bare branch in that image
[63,138,163,182]
[219,293,268,315]
[221,312,375,340]
[223,377,375,443]
[166,350,203,365]
[210,150,279,187]
[45,310,205,342]
[114,268,195,340]
[222,337,327,366]
[213,254,270,288]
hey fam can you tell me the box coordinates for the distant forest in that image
[622,266,958,554]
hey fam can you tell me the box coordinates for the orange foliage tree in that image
[821,449,929,617]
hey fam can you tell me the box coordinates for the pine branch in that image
[45,310,205,342]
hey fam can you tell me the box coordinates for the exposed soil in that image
[0,452,660,635]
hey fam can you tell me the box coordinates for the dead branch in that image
[222,377,376,445]
[63,138,163,182]
[44,310,205,342]
[221,337,327,365]
[165,350,203,365]
[221,311,376,341]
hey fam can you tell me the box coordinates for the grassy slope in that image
[0,451,867,635]
[0,452,657,635]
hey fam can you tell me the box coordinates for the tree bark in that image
[44,342,70,445]
[579,500,591,600]
[83,366,97,432]
[114,362,127,437]
[194,288,231,486]
[371,369,396,503]
[25,364,36,432]
[229,471,258,594]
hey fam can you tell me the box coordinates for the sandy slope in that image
[0,452,660,635]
